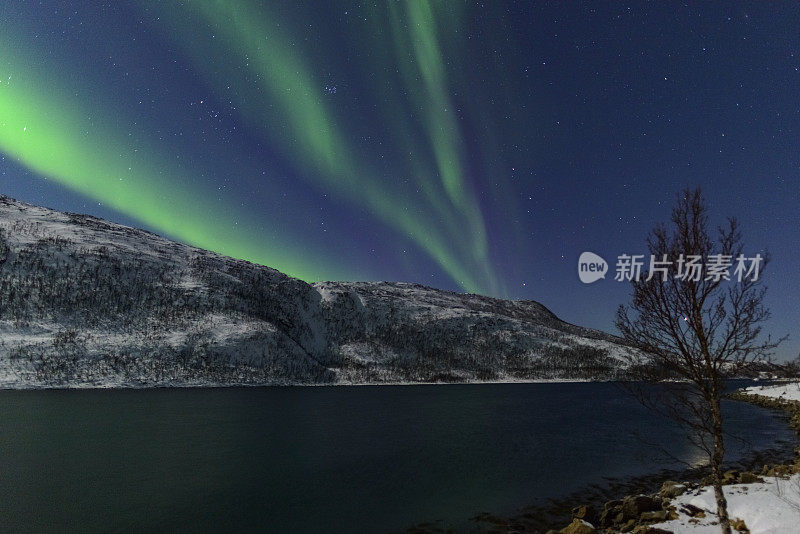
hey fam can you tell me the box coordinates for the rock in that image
[619,518,637,532]
[597,510,612,528]
[633,527,675,534]
[679,503,706,518]
[560,518,596,534]
[571,504,598,525]
[768,464,793,477]
[640,510,668,522]
[738,471,763,484]
[599,501,623,528]
[723,469,740,484]
[658,480,686,499]
[731,517,749,533]
[622,495,660,519]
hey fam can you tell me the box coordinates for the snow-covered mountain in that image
[0,195,639,387]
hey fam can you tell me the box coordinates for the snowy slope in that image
[0,195,640,387]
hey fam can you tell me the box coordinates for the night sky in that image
[1,2,797,359]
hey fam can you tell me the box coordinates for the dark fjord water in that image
[0,383,793,533]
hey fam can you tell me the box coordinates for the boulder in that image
[599,501,623,528]
[722,469,740,485]
[679,503,706,518]
[622,495,660,519]
[571,504,598,525]
[658,481,687,499]
[738,471,763,484]
[633,527,675,534]
[640,510,668,522]
[767,464,794,477]
[731,517,749,533]
[560,518,596,534]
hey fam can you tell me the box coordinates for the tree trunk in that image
[710,393,732,534]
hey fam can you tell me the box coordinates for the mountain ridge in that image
[0,195,639,387]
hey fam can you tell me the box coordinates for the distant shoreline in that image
[1,375,782,390]
[0,376,781,390]
[0,377,604,390]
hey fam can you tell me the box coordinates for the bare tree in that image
[616,188,784,534]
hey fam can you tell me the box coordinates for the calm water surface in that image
[0,383,793,533]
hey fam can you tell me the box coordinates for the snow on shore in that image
[654,382,800,534]
[743,382,800,403]
[659,475,800,533]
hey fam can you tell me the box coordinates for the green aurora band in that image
[0,39,347,281]
[1,1,502,294]
[147,0,500,294]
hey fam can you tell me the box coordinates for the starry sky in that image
[0,2,798,359]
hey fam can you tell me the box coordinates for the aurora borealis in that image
[1,2,798,358]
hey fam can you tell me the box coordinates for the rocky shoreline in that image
[402,386,800,534]
[537,388,800,534]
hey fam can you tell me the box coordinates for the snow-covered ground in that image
[652,382,800,534]
[658,475,800,533]
[743,382,800,402]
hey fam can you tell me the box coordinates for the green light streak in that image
[149,1,497,293]
[389,1,491,265]
[0,50,346,282]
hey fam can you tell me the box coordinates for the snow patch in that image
[659,475,800,534]
[744,382,800,403]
